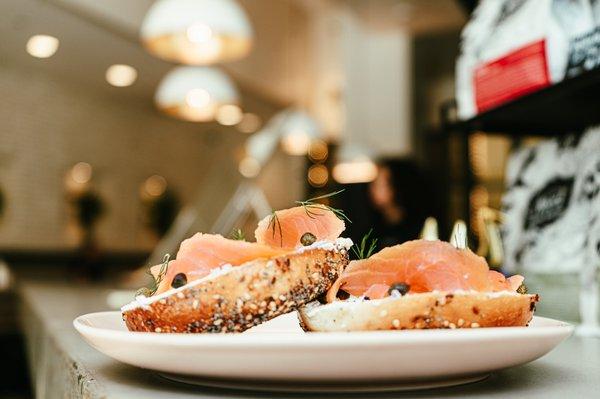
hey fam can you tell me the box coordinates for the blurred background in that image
[1,0,600,397]
[0,0,470,257]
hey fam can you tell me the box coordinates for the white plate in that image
[74,312,572,392]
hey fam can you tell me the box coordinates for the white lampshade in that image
[155,66,239,122]
[141,0,253,65]
[333,143,378,184]
[244,130,279,166]
[239,109,321,178]
[268,109,321,156]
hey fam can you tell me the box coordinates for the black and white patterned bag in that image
[502,127,600,275]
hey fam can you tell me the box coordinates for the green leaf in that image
[295,189,351,223]
[230,228,246,241]
[267,210,283,247]
[135,253,171,297]
[352,229,378,259]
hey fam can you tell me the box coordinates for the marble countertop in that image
[17,279,600,399]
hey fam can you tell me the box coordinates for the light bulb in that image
[239,156,261,178]
[106,64,138,87]
[308,164,329,187]
[333,160,378,184]
[26,35,59,58]
[185,88,211,108]
[281,130,311,156]
[216,104,243,126]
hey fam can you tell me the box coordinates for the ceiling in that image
[48,0,468,37]
[2,0,322,106]
[1,0,167,100]
[46,0,152,40]
[0,0,467,105]
[341,0,467,34]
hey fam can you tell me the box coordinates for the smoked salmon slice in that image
[150,233,286,295]
[149,204,347,296]
[326,239,524,302]
[255,205,345,249]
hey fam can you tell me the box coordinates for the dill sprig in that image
[267,210,283,247]
[230,228,246,241]
[352,229,378,259]
[295,189,351,223]
[135,253,171,297]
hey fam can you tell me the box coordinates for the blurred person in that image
[367,159,435,248]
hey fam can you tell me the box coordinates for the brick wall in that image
[0,64,297,251]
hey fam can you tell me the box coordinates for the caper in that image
[171,273,187,289]
[388,282,410,296]
[301,232,317,246]
[517,283,528,294]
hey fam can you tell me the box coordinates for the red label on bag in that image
[474,40,550,113]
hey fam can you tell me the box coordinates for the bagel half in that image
[123,247,349,333]
[298,291,539,332]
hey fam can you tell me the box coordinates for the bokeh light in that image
[307,164,329,187]
[26,35,59,58]
[105,64,138,87]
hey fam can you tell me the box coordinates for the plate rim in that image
[157,372,492,393]
[74,311,574,348]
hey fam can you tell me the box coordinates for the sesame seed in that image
[392,319,400,328]
[449,323,456,329]
[379,310,388,317]
[279,295,287,301]
[159,299,166,305]
[249,303,258,310]
[443,320,449,327]
[312,272,319,280]
[245,314,252,321]
[154,327,162,333]
[192,300,199,309]
[214,319,223,325]
[212,294,221,300]
[244,293,252,300]
[457,318,464,326]
[471,322,480,328]
[177,292,185,299]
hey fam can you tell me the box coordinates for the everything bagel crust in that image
[298,291,539,332]
[123,248,348,333]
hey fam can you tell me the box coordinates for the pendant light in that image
[141,0,253,65]
[269,109,321,156]
[155,66,239,122]
[333,143,378,184]
[240,108,322,178]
